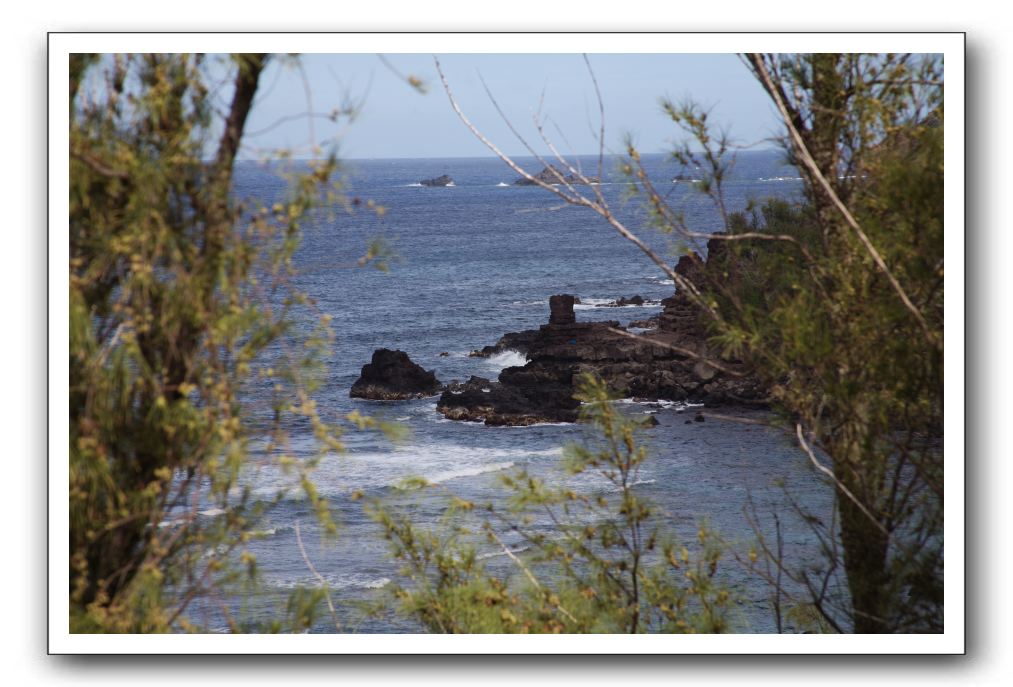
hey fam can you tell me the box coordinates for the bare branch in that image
[604,327,745,377]
[583,54,607,186]
[294,520,342,632]
[487,526,578,626]
[475,72,585,201]
[295,59,319,152]
[472,65,711,307]
[244,111,348,139]
[696,411,779,427]
[796,424,889,537]
[71,148,129,179]
[377,54,427,93]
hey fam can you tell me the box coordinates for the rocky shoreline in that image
[349,238,768,426]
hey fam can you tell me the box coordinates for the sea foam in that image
[484,349,527,371]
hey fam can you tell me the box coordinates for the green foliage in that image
[626,53,944,633]
[368,375,733,633]
[68,53,349,632]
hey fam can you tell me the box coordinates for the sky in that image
[238,54,783,160]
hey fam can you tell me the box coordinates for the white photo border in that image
[49,31,965,654]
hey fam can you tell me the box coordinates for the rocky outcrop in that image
[514,165,600,186]
[350,349,443,400]
[649,237,767,406]
[437,371,578,425]
[420,175,454,187]
[656,245,714,336]
[468,329,540,358]
[439,247,766,425]
[445,376,493,394]
[595,295,657,308]
[549,294,576,324]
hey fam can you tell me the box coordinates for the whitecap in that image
[605,478,657,493]
[572,297,613,310]
[483,421,572,428]
[614,398,701,412]
[251,442,563,495]
[268,572,391,591]
[434,415,573,430]
[484,349,527,371]
[202,544,229,558]
[426,461,515,485]
[573,298,662,310]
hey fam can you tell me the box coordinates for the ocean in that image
[188,151,836,633]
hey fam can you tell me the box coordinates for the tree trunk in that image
[837,479,890,632]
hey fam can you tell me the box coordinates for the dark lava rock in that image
[445,376,493,394]
[628,315,660,329]
[350,349,443,400]
[549,294,576,325]
[640,415,660,427]
[694,413,706,422]
[420,174,453,187]
[468,329,540,358]
[596,295,656,308]
[514,165,600,186]
[441,240,770,426]
[437,374,577,426]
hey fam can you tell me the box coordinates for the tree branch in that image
[796,424,889,537]
[747,53,936,347]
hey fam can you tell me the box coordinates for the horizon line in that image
[235,147,782,163]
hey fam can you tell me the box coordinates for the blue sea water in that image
[189,152,837,633]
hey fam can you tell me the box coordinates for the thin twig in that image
[71,149,129,179]
[747,54,935,347]
[583,54,607,188]
[795,424,889,536]
[696,411,777,427]
[604,327,745,377]
[434,55,714,317]
[377,54,427,93]
[487,527,579,625]
[296,60,317,152]
[294,520,342,632]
